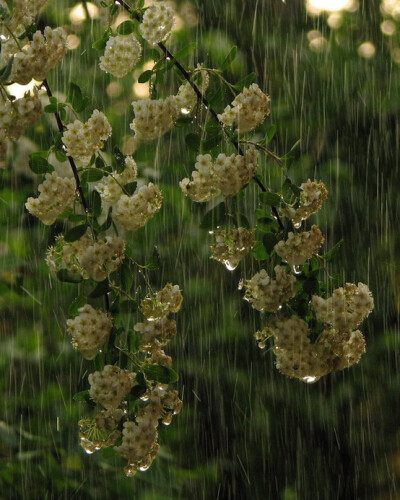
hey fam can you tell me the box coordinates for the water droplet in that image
[139,465,150,471]
[224,260,237,271]
[292,265,302,275]
[181,107,190,115]
[165,56,171,61]
[302,375,318,384]
[124,465,137,477]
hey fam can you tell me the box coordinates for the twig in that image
[42,78,111,311]
[113,0,284,230]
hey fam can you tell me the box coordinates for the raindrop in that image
[224,260,238,271]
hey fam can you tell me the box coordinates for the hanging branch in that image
[113,0,284,230]
[42,78,111,311]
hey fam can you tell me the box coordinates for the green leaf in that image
[90,190,102,218]
[116,20,135,34]
[185,133,201,152]
[95,156,106,170]
[113,146,125,173]
[202,134,222,152]
[73,390,90,402]
[282,178,302,198]
[208,85,226,108]
[263,232,278,254]
[199,203,227,230]
[92,28,112,51]
[57,269,83,284]
[175,116,193,127]
[0,55,14,82]
[28,153,52,174]
[120,260,134,292]
[136,0,145,8]
[64,224,88,243]
[146,246,160,270]
[331,274,345,287]
[259,191,281,206]
[100,207,113,231]
[67,82,87,113]
[130,384,147,400]
[233,72,256,91]
[123,181,137,196]
[264,124,277,145]
[143,364,179,384]
[68,295,87,316]
[128,329,142,353]
[281,139,301,160]
[204,120,221,134]
[322,239,344,262]
[68,214,87,223]
[220,45,238,71]
[253,241,269,260]
[172,42,197,60]
[81,169,104,183]
[89,279,109,297]
[138,69,152,83]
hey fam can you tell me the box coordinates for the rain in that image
[0,0,398,498]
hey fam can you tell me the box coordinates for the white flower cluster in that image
[139,1,175,45]
[239,265,296,312]
[89,365,136,410]
[78,236,125,281]
[115,386,182,476]
[283,179,328,228]
[10,27,67,85]
[270,315,327,382]
[218,84,271,133]
[79,408,124,454]
[210,227,255,270]
[66,304,112,360]
[1,0,48,29]
[95,156,138,204]
[130,96,179,141]
[62,110,112,164]
[179,154,219,202]
[175,70,210,114]
[46,232,93,278]
[311,283,374,333]
[255,297,372,382]
[25,172,76,225]
[274,225,324,267]
[114,183,162,231]
[99,34,142,78]
[180,148,258,202]
[140,283,183,321]
[46,232,125,281]
[0,90,42,141]
[134,317,177,353]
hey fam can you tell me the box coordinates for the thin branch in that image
[42,79,89,215]
[42,78,111,311]
[114,0,285,230]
